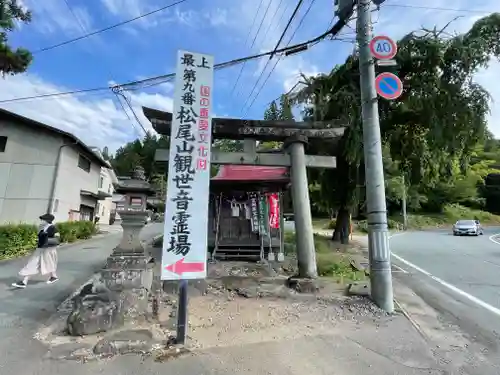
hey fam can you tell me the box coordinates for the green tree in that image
[110,132,169,180]
[264,100,279,120]
[261,99,288,150]
[0,0,33,76]
[102,146,110,161]
[278,94,294,121]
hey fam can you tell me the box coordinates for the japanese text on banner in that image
[162,51,213,278]
[268,193,280,229]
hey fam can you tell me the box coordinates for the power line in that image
[268,0,305,60]
[270,0,293,36]
[0,23,351,104]
[263,0,287,42]
[115,93,132,121]
[112,88,148,135]
[33,0,189,53]
[384,3,496,14]
[233,0,289,100]
[239,0,309,114]
[243,0,317,115]
[61,0,132,123]
[0,87,110,103]
[229,0,266,96]
[120,18,349,90]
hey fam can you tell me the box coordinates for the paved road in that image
[0,220,450,375]
[0,223,164,375]
[390,227,500,351]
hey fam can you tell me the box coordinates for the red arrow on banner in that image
[165,258,205,275]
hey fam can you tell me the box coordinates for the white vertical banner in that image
[161,50,214,280]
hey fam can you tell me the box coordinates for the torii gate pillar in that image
[286,135,317,279]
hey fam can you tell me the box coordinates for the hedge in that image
[0,221,97,260]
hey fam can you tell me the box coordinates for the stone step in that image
[212,246,264,261]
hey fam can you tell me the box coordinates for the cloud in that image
[100,0,197,31]
[475,60,500,135]
[22,0,93,35]
[0,73,173,152]
[4,0,500,161]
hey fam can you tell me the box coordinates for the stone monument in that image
[67,166,156,336]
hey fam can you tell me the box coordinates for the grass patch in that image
[314,234,366,283]
[311,218,336,230]
[316,252,365,283]
[283,230,367,283]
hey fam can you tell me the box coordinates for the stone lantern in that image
[113,166,155,254]
[66,167,158,336]
[101,166,156,320]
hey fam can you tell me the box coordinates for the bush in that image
[314,234,331,253]
[0,220,98,260]
[283,231,366,282]
[283,231,296,255]
[0,223,38,260]
[326,219,336,229]
[313,235,366,282]
[56,221,97,243]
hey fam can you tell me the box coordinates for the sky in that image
[1,0,499,152]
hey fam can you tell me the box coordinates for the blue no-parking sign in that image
[375,72,403,100]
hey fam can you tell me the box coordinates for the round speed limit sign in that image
[369,35,397,60]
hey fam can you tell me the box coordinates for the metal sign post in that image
[357,0,394,312]
[161,50,214,345]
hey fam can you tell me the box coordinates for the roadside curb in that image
[346,231,432,341]
[56,231,120,250]
[393,286,430,343]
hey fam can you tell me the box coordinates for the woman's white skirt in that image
[19,247,58,277]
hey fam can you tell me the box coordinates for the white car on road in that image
[452,219,484,236]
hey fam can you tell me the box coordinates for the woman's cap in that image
[39,213,55,223]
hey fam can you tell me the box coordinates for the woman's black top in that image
[37,225,58,248]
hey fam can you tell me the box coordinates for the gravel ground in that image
[161,291,393,350]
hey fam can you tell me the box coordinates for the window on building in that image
[78,154,91,172]
[0,136,7,152]
[108,184,111,193]
[99,176,103,188]
[102,207,105,216]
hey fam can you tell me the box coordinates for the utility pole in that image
[402,174,407,230]
[356,0,394,312]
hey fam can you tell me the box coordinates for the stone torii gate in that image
[143,106,346,279]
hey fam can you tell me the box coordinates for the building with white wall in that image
[91,147,119,225]
[0,108,112,224]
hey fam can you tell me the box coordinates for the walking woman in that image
[12,213,60,289]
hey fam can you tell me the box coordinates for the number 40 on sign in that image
[369,35,397,60]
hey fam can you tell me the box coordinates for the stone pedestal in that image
[102,209,154,318]
[66,209,155,336]
[100,254,154,318]
[116,211,149,253]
